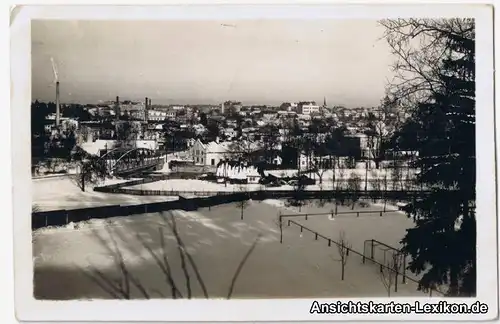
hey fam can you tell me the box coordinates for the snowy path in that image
[32,177,178,211]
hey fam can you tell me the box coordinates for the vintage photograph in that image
[31,18,478,300]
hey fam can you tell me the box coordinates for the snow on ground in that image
[33,200,434,300]
[123,177,413,193]
[32,177,178,211]
[124,179,268,193]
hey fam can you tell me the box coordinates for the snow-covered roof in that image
[246,167,260,177]
[205,141,230,154]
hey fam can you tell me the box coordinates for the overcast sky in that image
[32,20,395,107]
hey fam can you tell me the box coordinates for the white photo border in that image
[12,4,497,322]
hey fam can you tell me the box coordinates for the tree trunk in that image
[364,161,368,192]
[341,262,345,280]
[81,172,85,192]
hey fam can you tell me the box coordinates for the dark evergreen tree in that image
[389,19,475,296]
[199,112,208,126]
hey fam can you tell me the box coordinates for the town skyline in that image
[32,20,395,107]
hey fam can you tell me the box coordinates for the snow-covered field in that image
[33,200,436,300]
[123,177,417,193]
[124,179,267,193]
[32,177,178,211]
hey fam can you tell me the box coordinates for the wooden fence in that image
[32,192,249,230]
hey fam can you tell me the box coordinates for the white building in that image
[222,128,238,139]
[80,139,158,156]
[301,103,320,115]
[298,152,314,170]
[216,161,261,183]
[189,139,230,166]
[147,110,168,121]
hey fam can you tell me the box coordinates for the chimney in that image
[55,81,60,127]
[148,98,152,121]
[145,97,148,122]
[115,96,120,121]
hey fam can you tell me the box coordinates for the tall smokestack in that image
[144,97,148,122]
[55,81,60,126]
[115,96,120,121]
[148,99,152,121]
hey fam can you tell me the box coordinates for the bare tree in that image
[312,156,328,185]
[330,156,338,191]
[371,172,383,203]
[336,167,346,208]
[71,150,108,192]
[236,195,250,220]
[228,139,260,163]
[366,107,393,170]
[336,167,345,191]
[260,124,281,165]
[287,180,306,212]
[347,172,362,210]
[391,159,403,191]
[333,231,352,281]
[381,173,389,211]
[379,252,404,297]
[378,19,472,109]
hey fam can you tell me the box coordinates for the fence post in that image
[380,211,382,217]
[287,219,290,226]
[305,214,308,220]
[300,226,303,233]
[315,233,318,240]
[279,212,283,244]
[370,240,374,259]
[357,212,359,217]
[328,239,331,246]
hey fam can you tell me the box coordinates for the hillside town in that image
[30,18,478,302]
[32,95,417,189]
